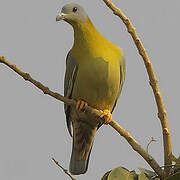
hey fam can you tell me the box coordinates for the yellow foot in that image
[100,109,112,125]
[76,100,88,112]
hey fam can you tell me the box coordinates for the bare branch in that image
[0,56,164,178]
[102,0,172,176]
[146,137,157,153]
[52,158,76,180]
[109,120,163,178]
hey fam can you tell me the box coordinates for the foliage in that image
[101,166,180,180]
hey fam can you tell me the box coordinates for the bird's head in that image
[56,3,89,26]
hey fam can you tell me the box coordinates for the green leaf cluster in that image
[101,167,180,180]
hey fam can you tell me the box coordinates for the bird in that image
[56,3,125,175]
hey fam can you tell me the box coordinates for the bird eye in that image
[72,7,78,13]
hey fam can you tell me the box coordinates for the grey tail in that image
[69,120,97,175]
[69,144,93,175]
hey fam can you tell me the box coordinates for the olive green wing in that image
[64,51,78,137]
[111,56,126,113]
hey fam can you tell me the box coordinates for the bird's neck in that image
[71,18,105,60]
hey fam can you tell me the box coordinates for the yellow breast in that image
[70,18,123,110]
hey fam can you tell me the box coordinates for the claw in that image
[76,100,88,112]
[100,109,112,125]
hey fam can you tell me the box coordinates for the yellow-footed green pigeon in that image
[56,3,125,175]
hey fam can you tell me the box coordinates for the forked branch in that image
[102,0,172,177]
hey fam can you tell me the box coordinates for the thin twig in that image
[0,56,164,178]
[146,137,157,153]
[102,0,172,177]
[52,158,76,180]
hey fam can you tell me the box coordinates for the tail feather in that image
[69,120,97,175]
[69,146,92,175]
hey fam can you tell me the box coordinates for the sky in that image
[0,0,180,180]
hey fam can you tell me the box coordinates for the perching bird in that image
[56,3,125,175]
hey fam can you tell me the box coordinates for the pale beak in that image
[56,13,66,21]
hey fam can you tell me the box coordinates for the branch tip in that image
[52,157,76,180]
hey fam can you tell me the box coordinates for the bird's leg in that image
[76,100,88,112]
[100,109,112,125]
[76,101,112,124]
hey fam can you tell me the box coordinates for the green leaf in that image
[106,167,138,180]
[101,170,111,180]
[138,172,151,180]
[128,171,138,180]
[107,167,129,180]
[138,168,157,178]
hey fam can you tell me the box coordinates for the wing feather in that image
[111,56,126,113]
[64,51,78,136]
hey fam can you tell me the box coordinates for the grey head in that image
[56,3,89,25]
